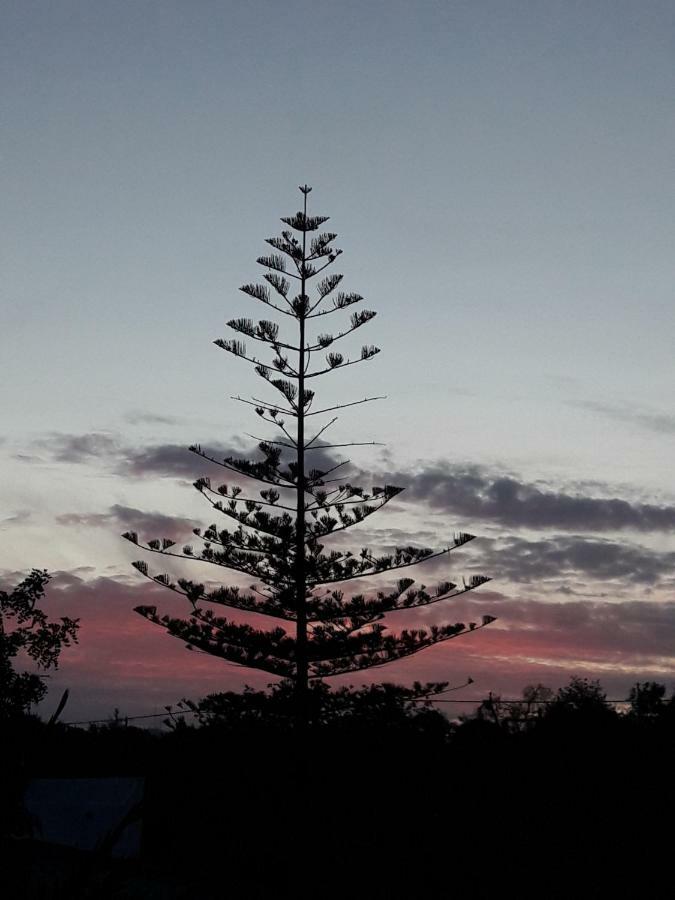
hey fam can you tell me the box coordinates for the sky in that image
[2,0,675,722]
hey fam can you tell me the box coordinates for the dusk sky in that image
[2,1,675,722]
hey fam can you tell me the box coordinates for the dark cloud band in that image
[394,463,675,533]
[477,534,675,586]
[57,505,196,541]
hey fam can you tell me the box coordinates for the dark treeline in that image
[3,677,675,898]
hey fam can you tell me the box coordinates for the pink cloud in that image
[31,572,675,724]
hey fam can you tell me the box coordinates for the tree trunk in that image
[294,188,309,730]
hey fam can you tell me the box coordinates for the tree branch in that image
[305,416,338,448]
[305,396,386,417]
[304,354,378,379]
[309,619,494,678]
[190,446,296,488]
[231,395,298,418]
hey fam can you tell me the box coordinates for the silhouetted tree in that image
[0,569,79,720]
[627,681,667,719]
[540,676,618,737]
[550,676,610,713]
[174,678,453,735]
[473,683,554,732]
[123,185,494,723]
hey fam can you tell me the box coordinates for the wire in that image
[62,697,634,726]
[64,709,199,726]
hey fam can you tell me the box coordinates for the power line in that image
[62,697,634,727]
[65,709,199,727]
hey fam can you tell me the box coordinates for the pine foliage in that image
[125,186,494,711]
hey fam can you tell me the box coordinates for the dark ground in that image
[3,704,674,899]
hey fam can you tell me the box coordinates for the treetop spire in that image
[124,186,495,719]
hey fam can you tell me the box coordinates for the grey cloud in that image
[111,505,196,540]
[350,530,674,592]
[34,432,120,463]
[126,438,345,480]
[395,462,675,532]
[29,431,244,480]
[123,410,181,426]
[500,596,675,661]
[27,431,675,542]
[478,534,675,586]
[124,440,266,478]
[574,400,675,436]
[416,590,675,671]
[25,429,347,490]
[307,517,672,592]
[125,443,207,477]
[28,429,362,487]
[0,510,32,527]
[57,505,197,540]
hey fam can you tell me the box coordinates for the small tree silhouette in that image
[123,186,495,723]
[0,569,79,719]
[627,681,667,719]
